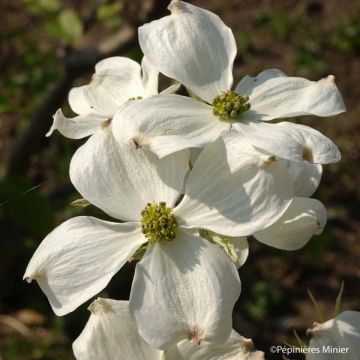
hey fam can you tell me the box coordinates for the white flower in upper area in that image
[24,130,293,350]
[73,298,164,360]
[306,311,360,359]
[74,298,264,360]
[112,1,345,162]
[47,56,159,139]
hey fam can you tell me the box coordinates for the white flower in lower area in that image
[116,1,345,161]
[73,298,164,360]
[24,131,293,350]
[306,311,360,359]
[74,298,264,360]
[47,56,159,140]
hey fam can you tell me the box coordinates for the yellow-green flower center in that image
[212,90,250,121]
[141,202,178,244]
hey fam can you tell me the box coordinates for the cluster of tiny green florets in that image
[141,202,178,244]
[212,90,250,121]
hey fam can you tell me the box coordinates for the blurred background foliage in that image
[0,0,359,359]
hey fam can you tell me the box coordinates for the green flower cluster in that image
[141,202,178,244]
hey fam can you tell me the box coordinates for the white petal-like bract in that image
[140,56,159,96]
[234,121,341,164]
[129,230,241,350]
[46,109,104,139]
[174,135,293,236]
[232,236,249,268]
[254,197,327,250]
[23,217,144,315]
[286,160,323,197]
[49,56,159,140]
[69,57,144,117]
[73,298,163,360]
[70,127,189,222]
[307,311,360,360]
[169,329,265,360]
[236,69,346,121]
[112,94,229,158]
[139,1,236,103]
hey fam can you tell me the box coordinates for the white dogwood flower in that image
[113,1,345,162]
[74,298,265,360]
[307,311,360,359]
[24,130,293,350]
[47,56,159,139]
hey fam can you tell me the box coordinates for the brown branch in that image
[5,0,169,177]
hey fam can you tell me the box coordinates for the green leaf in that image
[23,0,60,14]
[334,281,345,316]
[97,2,123,21]
[308,289,325,323]
[58,9,83,43]
[47,9,83,43]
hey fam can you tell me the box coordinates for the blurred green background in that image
[0,0,359,359]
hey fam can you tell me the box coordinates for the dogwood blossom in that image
[307,311,360,359]
[24,130,293,349]
[74,298,265,360]
[47,56,159,140]
[111,1,345,163]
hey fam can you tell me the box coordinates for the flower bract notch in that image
[141,202,178,244]
[212,91,250,121]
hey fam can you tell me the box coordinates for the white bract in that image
[73,298,164,360]
[74,298,264,360]
[307,311,360,359]
[252,156,326,251]
[253,197,326,250]
[286,160,323,198]
[47,56,159,140]
[169,331,265,360]
[24,130,293,350]
[221,198,326,254]
[112,1,345,162]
